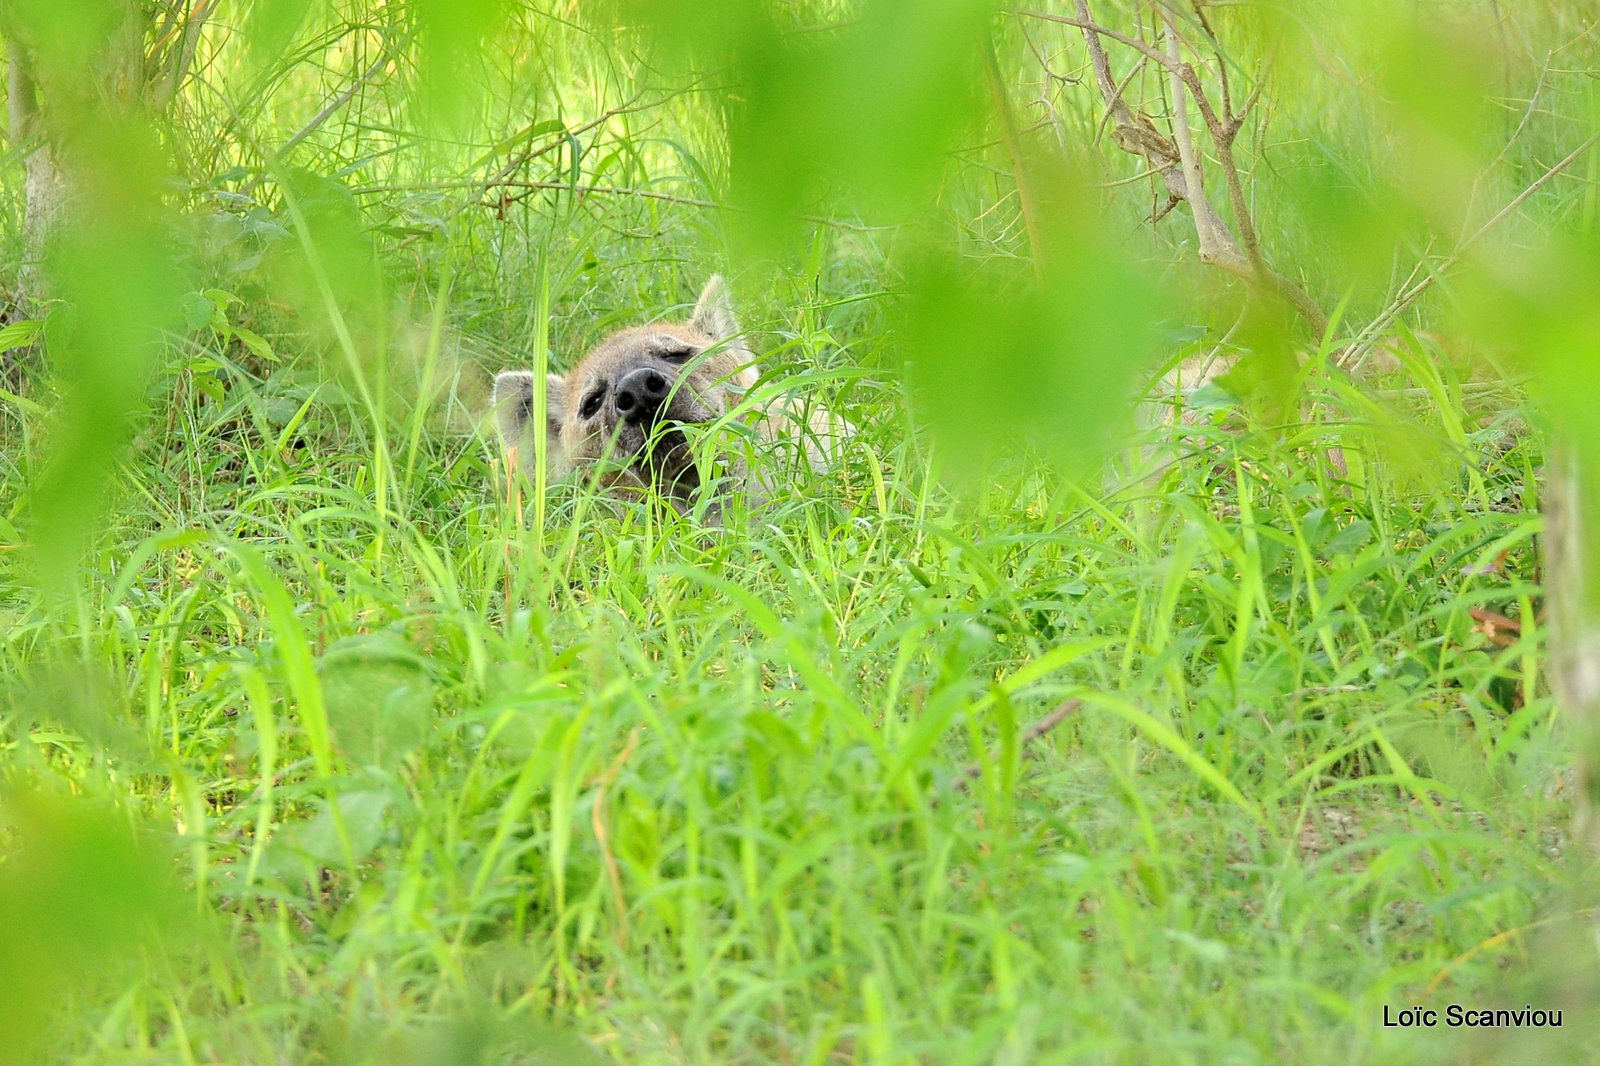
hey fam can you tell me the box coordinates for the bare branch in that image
[1190,1,1233,127]
[1161,9,1261,263]
[1051,2,1327,334]
[269,45,397,166]
[1069,1,1192,209]
[1159,5,1328,333]
[154,0,213,109]
[1020,9,1177,71]
[1159,10,1246,273]
[1224,79,1263,146]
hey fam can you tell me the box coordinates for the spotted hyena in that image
[492,276,848,516]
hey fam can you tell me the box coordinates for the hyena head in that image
[493,276,757,504]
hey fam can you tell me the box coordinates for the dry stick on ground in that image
[953,699,1082,792]
[1024,3,1329,337]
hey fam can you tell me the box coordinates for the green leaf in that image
[0,320,43,353]
[318,634,436,770]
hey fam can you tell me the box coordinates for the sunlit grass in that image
[2,1,1597,1063]
[1,266,1578,1061]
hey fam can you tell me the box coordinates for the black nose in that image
[614,367,671,424]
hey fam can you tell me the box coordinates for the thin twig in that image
[1096,52,1151,147]
[953,699,1081,792]
[1020,9,1177,70]
[1462,52,1552,241]
[1344,131,1600,370]
[1191,1,1233,129]
[355,178,895,233]
[1225,79,1263,145]
[265,44,396,167]
[984,38,1045,278]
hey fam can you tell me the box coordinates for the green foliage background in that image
[0,1,1596,1062]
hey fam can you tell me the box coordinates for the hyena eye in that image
[657,341,695,364]
[580,387,605,420]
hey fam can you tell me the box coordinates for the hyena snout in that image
[615,367,672,426]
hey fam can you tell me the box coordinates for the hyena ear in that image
[689,275,745,348]
[690,275,760,390]
[492,370,570,479]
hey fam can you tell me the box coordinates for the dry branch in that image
[1027,3,1329,336]
[1158,10,1245,274]
[152,0,213,109]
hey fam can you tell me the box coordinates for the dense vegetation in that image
[1,2,1596,1062]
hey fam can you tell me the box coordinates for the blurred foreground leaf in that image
[8,0,185,592]
[902,162,1165,477]
[612,0,995,247]
[0,793,183,1065]
[318,633,436,770]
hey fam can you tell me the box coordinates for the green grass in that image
[2,3,1598,1063]
[2,272,1583,1063]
